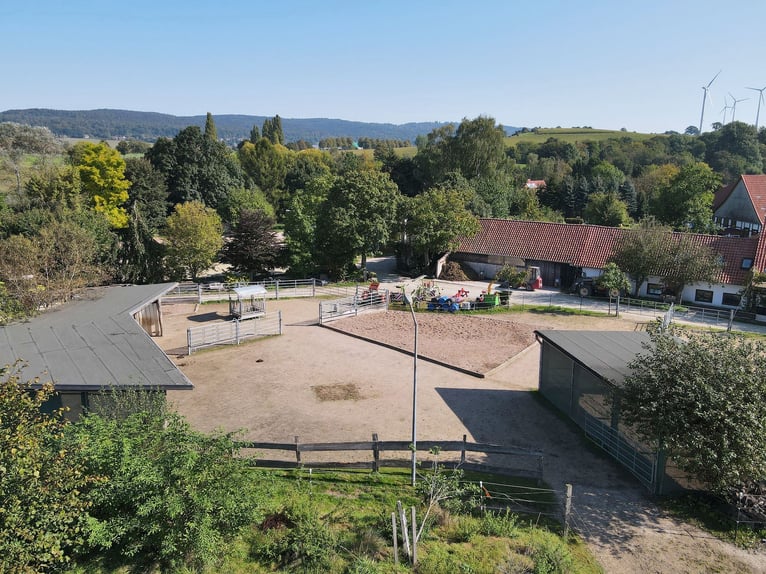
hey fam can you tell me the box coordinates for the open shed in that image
[0,283,193,418]
[229,284,267,319]
[535,330,681,495]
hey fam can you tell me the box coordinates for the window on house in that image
[694,289,714,303]
[742,258,753,269]
[647,283,663,296]
[722,293,741,307]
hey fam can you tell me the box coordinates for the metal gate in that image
[584,414,656,490]
[319,288,388,324]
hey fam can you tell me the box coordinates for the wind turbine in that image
[728,92,749,123]
[746,85,766,131]
[699,71,721,134]
[720,95,731,125]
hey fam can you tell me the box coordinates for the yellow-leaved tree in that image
[69,141,130,228]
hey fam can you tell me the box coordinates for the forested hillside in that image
[0,108,520,145]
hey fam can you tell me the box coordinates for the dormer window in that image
[742,258,754,270]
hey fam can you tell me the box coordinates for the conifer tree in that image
[204,112,218,141]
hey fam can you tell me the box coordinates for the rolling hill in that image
[0,108,520,146]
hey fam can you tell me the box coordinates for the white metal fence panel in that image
[164,279,358,304]
[319,288,388,324]
[187,311,282,354]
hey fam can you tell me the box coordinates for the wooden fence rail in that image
[237,434,545,483]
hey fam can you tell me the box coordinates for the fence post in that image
[411,506,418,565]
[397,500,411,559]
[295,436,301,464]
[461,434,467,465]
[235,319,241,345]
[197,283,202,304]
[318,302,323,326]
[276,279,280,300]
[563,483,573,538]
[312,278,316,298]
[372,433,380,472]
[278,310,283,335]
[187,328,192,355]
[537,454,544,486]
[391,512,399,564]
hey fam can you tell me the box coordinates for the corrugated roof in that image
[0,283,193,391]
[536,330,651,387]
[457,219,760,285]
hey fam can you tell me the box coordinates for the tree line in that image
[1,113,765,322]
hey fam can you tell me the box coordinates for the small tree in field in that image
[620,327,766,494]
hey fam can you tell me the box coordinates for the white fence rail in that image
[164,279,355,304]
[187,311,282,354]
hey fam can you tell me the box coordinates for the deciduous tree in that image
[315,169,400,277]
[651,162,720,232]
[403,184,480,271]
[222,209,281,279]
[163,201,223,280]
[583,191,631,227]
[621,327,766,493]
[611,220,673,297]
[69,141,130,228]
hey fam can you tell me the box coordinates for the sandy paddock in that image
[158,299,764,574]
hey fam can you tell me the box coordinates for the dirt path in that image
[159,300,765,573]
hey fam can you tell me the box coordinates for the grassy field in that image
[506,127,666,147]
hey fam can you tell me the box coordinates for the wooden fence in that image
[238,434,545,483]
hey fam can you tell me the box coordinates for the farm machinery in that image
[427,287,470,312]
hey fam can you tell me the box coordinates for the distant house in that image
[525,179,546,189]
[0,283,193,417]
[453,219,761,309]
[713,174,766,236]
[535,330,682,495]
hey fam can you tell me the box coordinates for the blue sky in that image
[3,0,765,134]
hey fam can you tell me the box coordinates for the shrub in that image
[67,392,259,572]
[0,365,94,573]
[480,509,520,538]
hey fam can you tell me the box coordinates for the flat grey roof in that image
[0,283,193,391]
[535,330,651,387]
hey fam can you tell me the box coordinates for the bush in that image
[0,366,94,573]
[251,496,337,572]
[480,509,520,538]
[495,265,529,288]
[67,392,259,572]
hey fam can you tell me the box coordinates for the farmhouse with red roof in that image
[713,174,766,236]
[453,218,763,310]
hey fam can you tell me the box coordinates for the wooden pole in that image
[411,506,418,565]
[563,483,573,539]
[391,512,399,564]
[397,500,411,558]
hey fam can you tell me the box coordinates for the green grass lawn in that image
[506,127,667,147]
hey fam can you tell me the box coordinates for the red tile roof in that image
[457,219,760,285]
[742,175,766,223]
